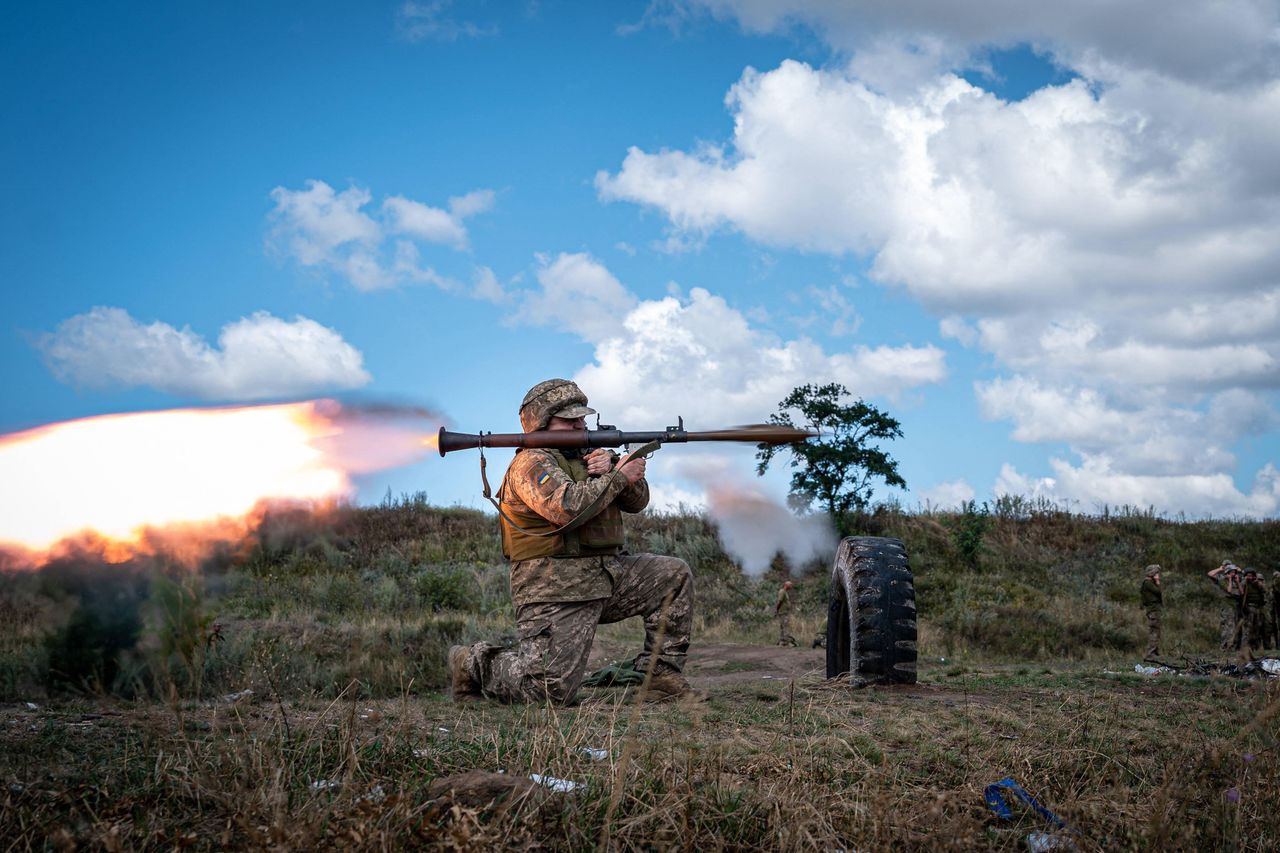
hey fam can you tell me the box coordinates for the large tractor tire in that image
[826,536,917,686]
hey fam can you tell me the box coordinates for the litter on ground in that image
[530,773,583,793]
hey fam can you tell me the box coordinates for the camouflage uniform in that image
[1270,572,1280,650]
[774,583,796,646]
[453,379,695,705]
[1140,565,1162,660]
[1208,563,1242,651]
[1238,570,1266,660]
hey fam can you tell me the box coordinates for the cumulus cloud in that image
[920,479,976,510]
[996,458,1280,519]
[516,253,639,342]
[680,0,1280,91]
[268,179,499,296]
[571,281,945,426]
[510,253,944,426]
[601,3,1280,517]
[38,307,371,401]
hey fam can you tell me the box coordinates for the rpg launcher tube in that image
[436,424,815,456]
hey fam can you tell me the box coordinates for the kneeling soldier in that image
[448,379,700,704]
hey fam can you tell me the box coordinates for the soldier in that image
[1238,568,1267,661]
[448,379,700,705]
[1140,564,1163,661]
[774,580,797,647]
[1271,571,1280,650]
[1206,560,1243,652]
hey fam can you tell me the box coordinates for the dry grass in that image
[2,665,1276,851]
[2,500,1279,849]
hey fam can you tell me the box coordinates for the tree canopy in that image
[756,383,906,530]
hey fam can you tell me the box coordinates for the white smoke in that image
[677,455,836,576]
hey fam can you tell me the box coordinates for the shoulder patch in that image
[537,471,551,486]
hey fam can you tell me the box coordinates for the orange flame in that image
[0,400,439,563]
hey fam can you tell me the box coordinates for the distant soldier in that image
[1238,569,1266,661]
[1206,560,1243,652]
[1140,564,1163,661]
[774,580,797,647]
[1270,571,1280,650]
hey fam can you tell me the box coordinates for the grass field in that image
[3,661,1276,851]
[1,498,1278,850]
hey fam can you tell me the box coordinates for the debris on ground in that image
[1027,829,1076,851]
[984,776,1076,851]
[221,689,254,703]
[578,747,608,761]
[530,773,584,793]
[1123,659,1279,679]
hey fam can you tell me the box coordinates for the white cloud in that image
[939,315,978,347]
[268,179,500,296]
[681,1,1280,91]
[268,181,380,267]
[996,457,1280,519]
[38,307,371,401]
[575,286,944,426]
[599,8,1280,518]
[646,482,707,513]
[919,478,976,510]
[974,376,1275,477]
[504,254,944,427]
[516,253,639,342]
[383,189,494,249]
[383,197,468,248]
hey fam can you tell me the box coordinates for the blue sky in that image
[3,1,1278,520]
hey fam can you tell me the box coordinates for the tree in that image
[756,383,906,531]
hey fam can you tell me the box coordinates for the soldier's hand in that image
[584,449,614,477]
[618,456,646,485]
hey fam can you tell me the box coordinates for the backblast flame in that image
[0,400,441,562]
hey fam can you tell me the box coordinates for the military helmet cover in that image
[1144,564,1161,577]
[519,378,596,432]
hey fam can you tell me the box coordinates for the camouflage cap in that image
[1243,567,1258,577]
[519,378,596,432]
[1144,564,1161,577]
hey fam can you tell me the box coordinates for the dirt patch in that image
[590,639,822,687]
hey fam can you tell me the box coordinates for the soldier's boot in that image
[643,665,708,703]
[448,645,482,700]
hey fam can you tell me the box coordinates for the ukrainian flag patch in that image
[536,471,551,486]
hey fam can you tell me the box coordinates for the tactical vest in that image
[500,450,625,562]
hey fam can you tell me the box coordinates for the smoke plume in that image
[677,456,835,576]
